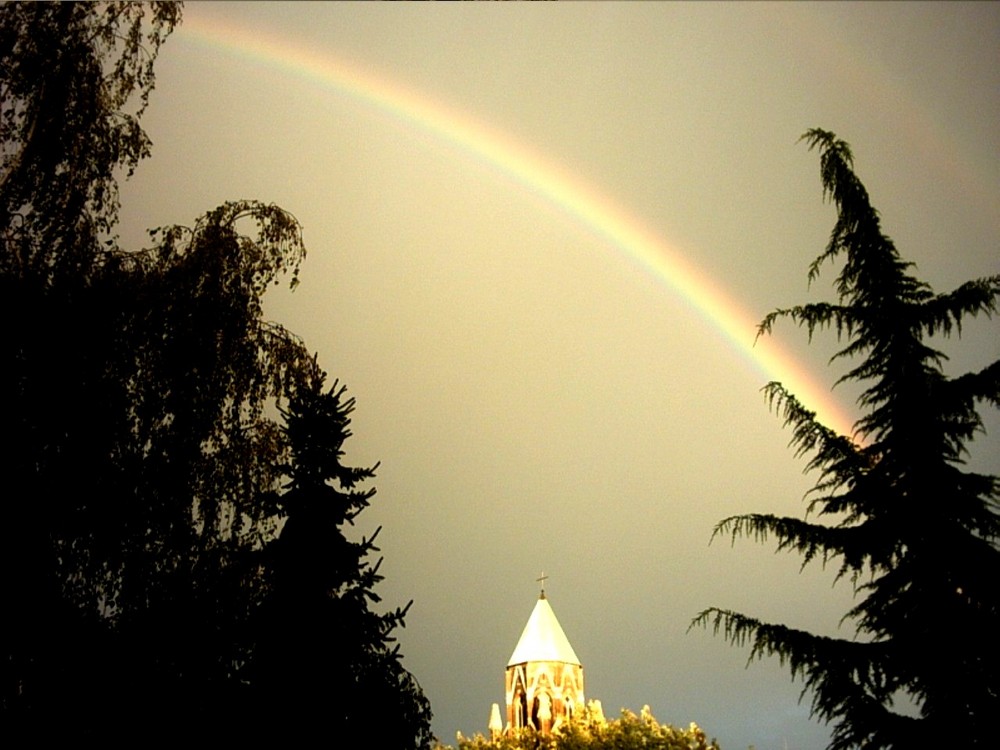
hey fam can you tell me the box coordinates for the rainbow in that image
[179,13,857,439]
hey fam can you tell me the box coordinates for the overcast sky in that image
[117,3,999,748]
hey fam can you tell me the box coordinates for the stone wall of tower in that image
[505,659,584,734]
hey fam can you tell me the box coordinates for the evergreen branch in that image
[948,358,1000,409]
[757,303,857,343]
[690,608,910,748]
[919,275,1000,338]
[712,513,859,571]
[762,382,862,464]
[689,608,874,680]
[713,512,891,583]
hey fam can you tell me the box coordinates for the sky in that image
[116,3,1000,748]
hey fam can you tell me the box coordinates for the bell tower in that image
[503,576,584,734]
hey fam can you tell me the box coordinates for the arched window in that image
[532,692,552,730]
[514,689,527,729]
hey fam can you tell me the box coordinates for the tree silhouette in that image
[252,371,433,747]
[693,129,1000,749]
[0,1,181,270]
[1,3,430,742]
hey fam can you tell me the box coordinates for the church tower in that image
[503,581,584,734]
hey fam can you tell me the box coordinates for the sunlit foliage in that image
[693,130,1000,748]
[441,704,719,750]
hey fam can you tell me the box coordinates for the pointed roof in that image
[507,594,581,667]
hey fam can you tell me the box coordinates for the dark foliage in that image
[692,130,1000,749]
[0,1,181,273]
[1,2,430,743]
[251,374,433,747]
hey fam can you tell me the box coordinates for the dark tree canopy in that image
[1,2,431,744]
[693,130,1000,749]
[0,1,181,271]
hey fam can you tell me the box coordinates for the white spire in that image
[507,594,581,667]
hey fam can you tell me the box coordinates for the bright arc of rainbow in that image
[181,15,857,439]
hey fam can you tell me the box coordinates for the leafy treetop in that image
[441,704,719,750]
[1,1,182,275]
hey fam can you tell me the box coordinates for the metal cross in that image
[536,571,548,597]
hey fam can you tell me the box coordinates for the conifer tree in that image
[693,129,1000,749]
[252,369,433,748]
